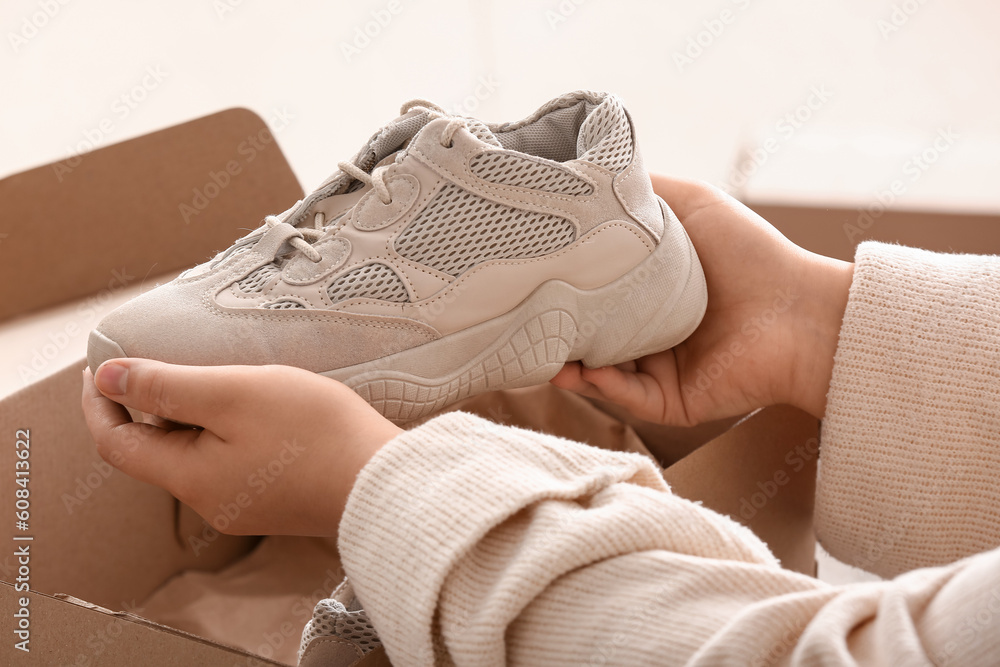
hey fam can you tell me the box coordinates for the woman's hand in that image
[81,359,401,536]
[552,174,854,426]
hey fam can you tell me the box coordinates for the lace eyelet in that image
[440,140,454,149]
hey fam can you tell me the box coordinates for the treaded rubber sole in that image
[324,211,707,423]
[344,310,576,423]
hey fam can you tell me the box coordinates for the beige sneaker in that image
[298,580,388,667]
[88,91,707,423]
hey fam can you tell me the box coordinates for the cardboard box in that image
[733,125,1000,260]
[0,108,302,323]
[0,109,318,665]
[748,203,1000,263]
[0,113,819,666]
[0,581,287,666]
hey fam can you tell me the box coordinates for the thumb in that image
[93,358,242,427]
[82,367,197,493]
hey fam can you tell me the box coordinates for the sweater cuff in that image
[337,411,668,665]
[816,242,1000,577]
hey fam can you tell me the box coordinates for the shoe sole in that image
[323,203,707,423]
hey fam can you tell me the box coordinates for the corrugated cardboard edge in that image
[0,581,285,665]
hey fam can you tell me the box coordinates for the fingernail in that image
[96,362,128,395]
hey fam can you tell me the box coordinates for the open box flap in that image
[0,107,303,323]
[0,581,284,666]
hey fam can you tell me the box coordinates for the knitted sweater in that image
[338,242,1000,666]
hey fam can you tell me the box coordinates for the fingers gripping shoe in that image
[88,91,708,423]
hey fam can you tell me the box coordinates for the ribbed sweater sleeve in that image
[816,242,1000,577]
[337,242,1000,666]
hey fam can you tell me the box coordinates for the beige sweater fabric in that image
[337,242,1000,666]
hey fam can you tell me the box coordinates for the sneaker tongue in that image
[399,115,503,155]
[460,118,502,147]
[372,152,399,170]
[357,109,436,171]
[315,108,435,191]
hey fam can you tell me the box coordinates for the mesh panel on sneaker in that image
[299,600,382,657]
[261,299,306,309]
[236,264,280,293]
[578,96,633,173]
[469,151,594,195]
[394,184,577,277]
[357,111,434,172]
[461,118,502,147]
[494,104,587,162]
[327,263,410,304]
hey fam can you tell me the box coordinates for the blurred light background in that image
[2,0,998,208]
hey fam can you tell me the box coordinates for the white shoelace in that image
[269,100,468,264]
[335,107,468,207]
[261,211,326,262]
